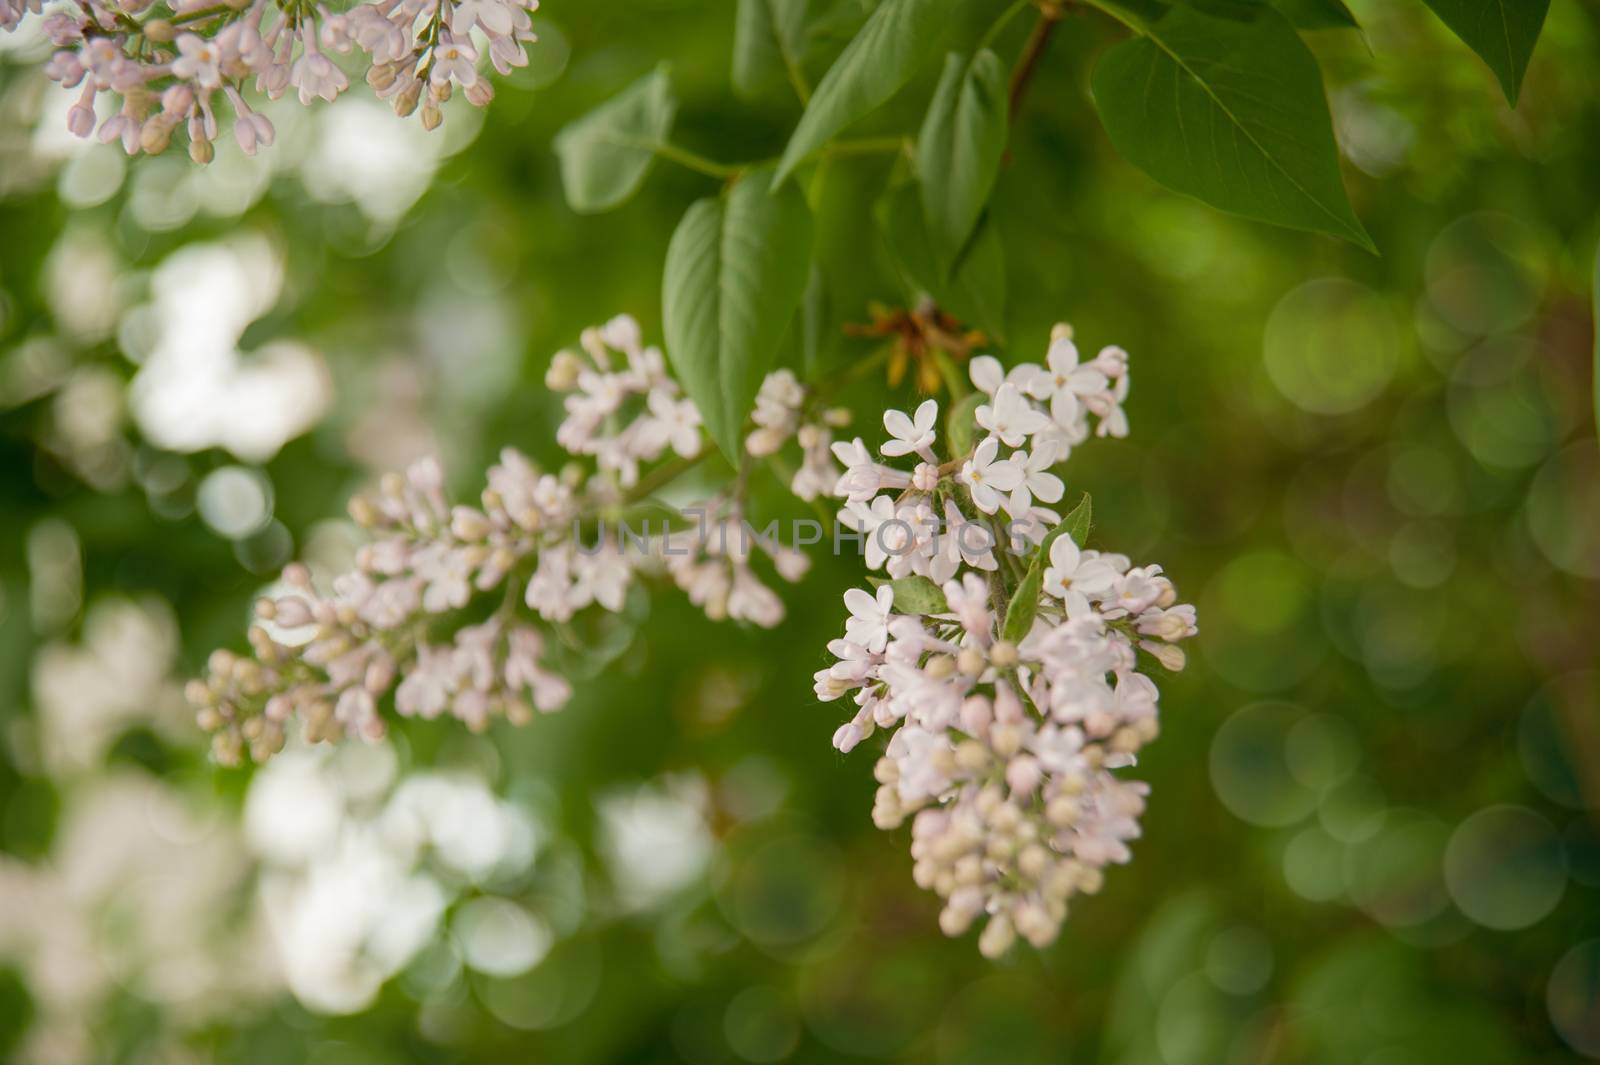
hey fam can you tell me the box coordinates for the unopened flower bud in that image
[545,350,583,390]
[978,915,1016,959]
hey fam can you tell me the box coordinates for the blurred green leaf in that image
[1419,0,1549,105]
[917,50,1009,271]
[870,574,950,614]
[945,391,984,457]
[879,183,1007,338]
[1001,566,1041,642]
[1271,0,1359,30]
[734,0,811,99]
[1593,241,1599,448]
[553,66,677,214]
[1038,494,1093,560]
[1089,1,1374,251]
[774,0,943,187]
[662,166,815,462]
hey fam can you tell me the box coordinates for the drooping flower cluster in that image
[743,368,845,502]
[815,326,1196,957]
[14,0,541,161]
[190,315,797,763]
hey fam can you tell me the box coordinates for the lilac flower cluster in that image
[815,327,1198,956]
[11,0,541,161]
[190,315,798,763]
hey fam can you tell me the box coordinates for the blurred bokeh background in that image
[2,0,1599,1061]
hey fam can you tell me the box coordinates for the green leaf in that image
[878,183,1007,339]
[1089,2,1374,251]
[945,392,985,457]
[1593,242,1599,450]
[1005,493,1093,642]
[1271,0,1359,30]
[870,574,950,615]
[1036,494,1094,562]
[1419,0,1549,106]
[662,166,815,462]
[917,50,1009,269]
[773,0,943,187]
[1001,565,1041,643]
[553,67,677,214]
[734,0,810,99]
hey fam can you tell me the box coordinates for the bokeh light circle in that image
[1210,702,1320,827]
[724,985,801,1064]
[1263,278,1399,414]
[1548,939,1600,1058]
[1443,805,1566,931]
[1526,443,1600,580]
[1423,213,1547,338]
[1199,553,1324,692]
[196,465,274,539]
[1344,808,1450,929]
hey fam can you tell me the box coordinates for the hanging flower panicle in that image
[815,324,1197,957]
[189,315,802,764]
[12,0,542,161]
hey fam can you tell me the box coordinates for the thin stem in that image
[1009,3,1063,121]
[781,48,812,105]
[649,141,743,180]
[622,451,711,504]
[977,0,1034,53]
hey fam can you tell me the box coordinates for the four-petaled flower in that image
[881,398,939,460]
[960,438,1025,515]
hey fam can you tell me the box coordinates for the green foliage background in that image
[1,0,1599,1062]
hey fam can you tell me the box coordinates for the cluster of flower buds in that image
[545,314,702,488]
[188,452,577,764]
[815,327,1196,956]
[190,314,801,762]
[15,0,541,161]
[743,368,849,502]
[660,501,809,628]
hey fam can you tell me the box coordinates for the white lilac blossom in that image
[816,324,1193,958]
[190,316,789,764]
[969,323,1130,463]
[13,0,542,162]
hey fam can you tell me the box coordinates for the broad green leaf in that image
[878,183,1007,339]
[1593,242,1599,449]
[945,392,984,457]
[1089,2,1374,250]
[917,50,1009,270]
[1005,493,1092,641]
[1271,0,1359,30]
[553,67,677,214]
[733,0,810,99]
[1035,494,1093,562]
[870,574,950,615]
[1420,0,1549,105]
[662,166,815,461]
[1001,565,1041,643]
[773,0,943,187]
